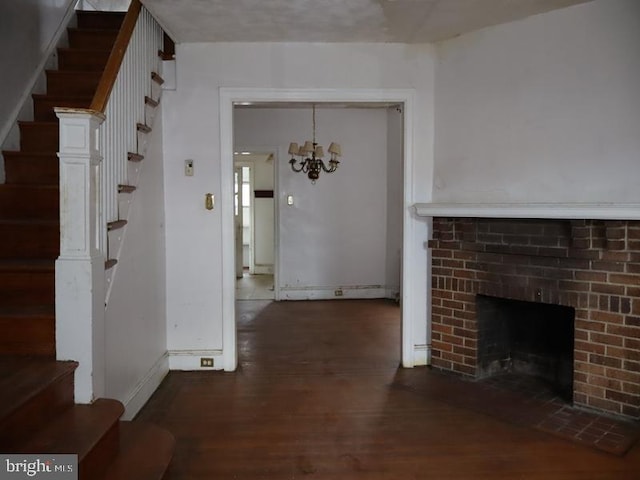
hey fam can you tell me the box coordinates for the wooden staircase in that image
[0,10,173,479]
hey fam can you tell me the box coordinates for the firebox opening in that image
[476,295,575,402]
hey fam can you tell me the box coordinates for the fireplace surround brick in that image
[430,217,640,419]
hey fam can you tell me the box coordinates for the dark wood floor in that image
[135,299,640,479]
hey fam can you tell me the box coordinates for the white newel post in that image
[55,108,107,404]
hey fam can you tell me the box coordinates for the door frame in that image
[234,150,279,293]
[219,87,428,372]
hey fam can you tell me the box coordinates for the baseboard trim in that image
[385,288,400,301]
[253,265,273,275]
[414,344,430,366]
[280,285,386,301]
[168,349,225,371]
[121,351,169,420]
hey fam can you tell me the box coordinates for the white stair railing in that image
[55,0,164,403]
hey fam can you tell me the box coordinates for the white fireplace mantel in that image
[414,203,640,221]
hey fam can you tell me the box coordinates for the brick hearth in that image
[430,217,640,419]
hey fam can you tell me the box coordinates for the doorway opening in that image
[234,151,276,300]
[220,88,424,373]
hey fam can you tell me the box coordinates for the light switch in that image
[286,195,294,206]
[185,159,194,176]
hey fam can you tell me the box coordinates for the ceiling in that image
[141,0,592,44]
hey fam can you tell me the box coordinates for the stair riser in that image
[68,29,119,50]
[19,123,59,152]
[4,154,59,185]
[0,272,55,307]
[33,97,91,122]
[58,49,111,72]
[0,187,59,220]
[47,71,102,97]
[0,370,74,450]
[0,316,55,356]
[77,11,125,30]
[0,223,59,259]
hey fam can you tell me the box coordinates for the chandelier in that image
[288,104,341,184]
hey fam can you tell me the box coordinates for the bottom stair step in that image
[16,398,124,480]
[102,422,175,480]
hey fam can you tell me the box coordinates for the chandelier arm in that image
[289,158,305,172]
[319,159,338,173]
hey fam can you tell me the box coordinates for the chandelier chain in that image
[312,104,316,145]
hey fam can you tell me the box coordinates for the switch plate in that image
[185,159,194,176]
[286,194,294,206]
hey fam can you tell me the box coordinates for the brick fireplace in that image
[429,217,640,419]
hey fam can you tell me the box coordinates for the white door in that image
[234,166,244,279]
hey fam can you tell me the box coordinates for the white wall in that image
[0,0,76,153]
[433,0,640,203]
[162,43,434,368]
[104,106,168,419]
[235,107,389,298]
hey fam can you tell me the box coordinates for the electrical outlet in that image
[200,357,214,367]
[334,289,343,297]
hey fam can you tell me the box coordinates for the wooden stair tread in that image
[76,10,125,29]
[57,48,113,54]
[16,398,123,458]
[18,120,59,127]
[118,185,136,193]
[0,218,59,226]
[2,150,58,158]
[151,72,164,85]
[33,93,93,101]
[107,220,127,231]
[144,96,159,108]
[46,69,103,78]
[102,422,175,480]
[158,50,174,61]
[0,358,77,422]
[0,184,59,191]
[136,123,152,133]
[0,306,55,316]
[0,259,55,272]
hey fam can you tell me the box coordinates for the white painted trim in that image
[0,0,77,150]
[121,352,169,420]
[413,344,430,366]
[280,286,387,301]
[219,97,237,372]
[400,91,423,368]
[414,203,640,220]
[220,87,419,369]
[55,109,107,403]
[168,349,225,370]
